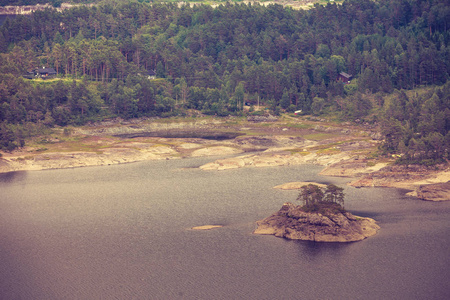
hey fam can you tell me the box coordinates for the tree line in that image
[297,184,345,213]
[380,82,449,164]
[0,0,449,160]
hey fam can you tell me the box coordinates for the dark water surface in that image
[0,157,449,299]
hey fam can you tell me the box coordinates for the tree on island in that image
[297,184,345,213]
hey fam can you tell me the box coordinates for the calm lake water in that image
[0,157,449,299]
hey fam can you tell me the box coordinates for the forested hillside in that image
[0,0,449,162]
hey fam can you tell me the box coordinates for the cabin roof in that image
[339,72,352,79]
[35,67,57,74]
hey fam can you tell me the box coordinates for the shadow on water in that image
[278,239,355,264]
[347,210,382,219]
[0,171,27,183]
[295,239,349,257]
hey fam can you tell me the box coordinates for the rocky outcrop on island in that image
[254,202,379,242]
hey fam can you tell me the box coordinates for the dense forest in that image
[0,0,449,162]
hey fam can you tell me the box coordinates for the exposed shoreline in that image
[1,116,448,201]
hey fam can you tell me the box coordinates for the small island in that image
[254,184,379,242]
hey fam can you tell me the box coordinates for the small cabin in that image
[34,67,57,78]
[337,72,352,84]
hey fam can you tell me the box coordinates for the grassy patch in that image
[366,161,377,167]
[238,131,262,136]
[32,136,106,153]
[316,148,341,155]
[151,116,204,123]
[29,78,80,87]
[147,143,172,148]
[285,123,313,129]
[350,148,378,157]
[289,149,311,156]
[58,136,83,143]
[54,144,103,153]
[302,133,335,141]
[259,123,275,127]
[308,139,359,154]
[367,150,381,159]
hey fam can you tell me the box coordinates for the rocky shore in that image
[406,181,450,201]
[254,202,380,242]
[0,117,448,201]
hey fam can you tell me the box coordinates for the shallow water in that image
[0,157,449,299]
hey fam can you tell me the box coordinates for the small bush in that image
[63,128,72,136]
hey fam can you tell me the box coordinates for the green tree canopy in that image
[297,184,345,210]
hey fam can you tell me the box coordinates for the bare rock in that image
[370,132,383,140]
[349,177,375,187]
[191,225,223,230]
[254,202,379,242]
[415,181,450,201]
[320,161,369,177]
[216,158,246,170]
[191,146,241,157]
